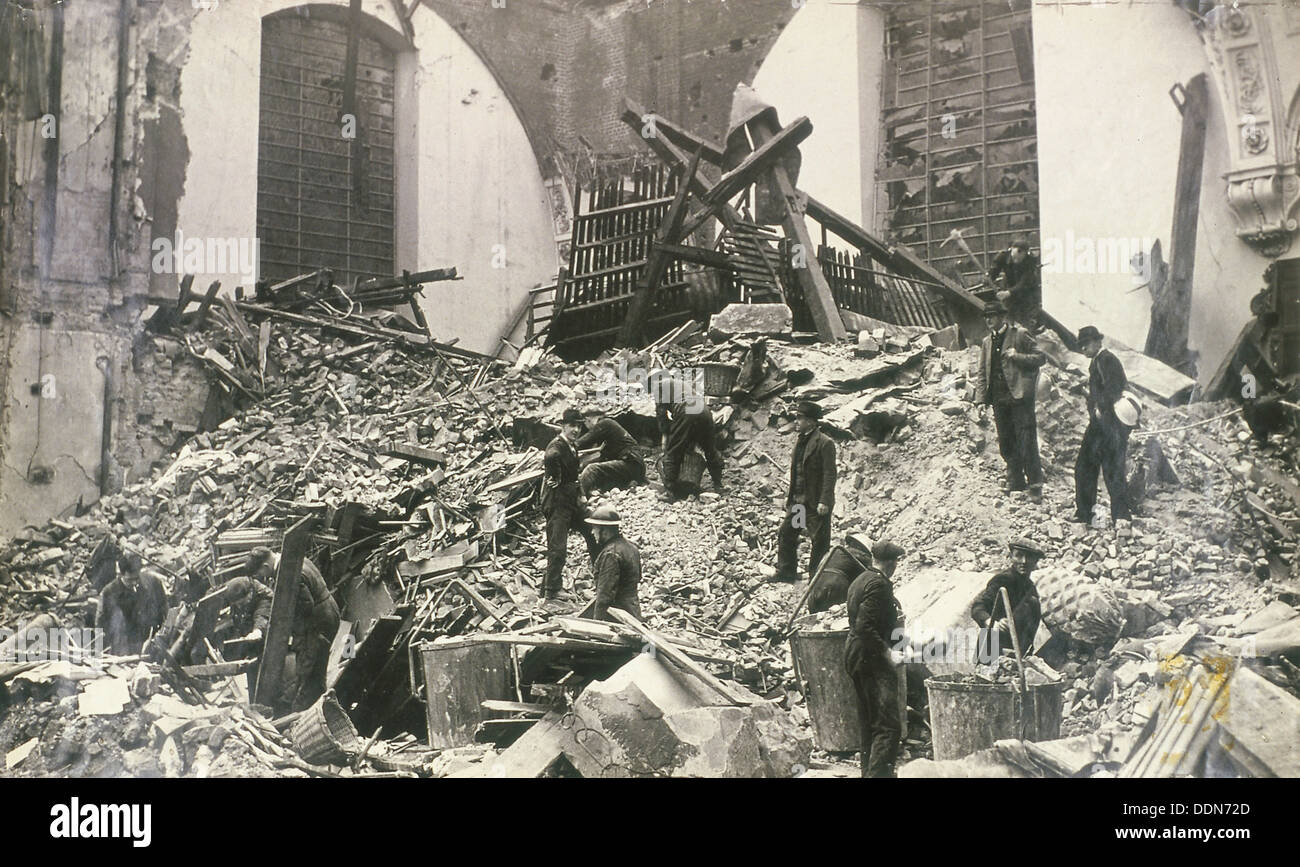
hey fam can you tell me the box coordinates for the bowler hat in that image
[1077,325,1103,344]
[983,299,1006,316]
[872,540,905,562]
[1008,537,1045,559]
[560,408,584,425]
[795,399,823,419]
[585,505,621,526]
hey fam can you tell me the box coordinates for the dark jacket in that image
[988,250,1041,311]
[300,559,341,640]
[809,545,872,614]
[787,426,837,512]
[99,573,169,655]
[218,576,275,637]
[577,418,643,466]
[976,324,1046,404]
[1087,348,1127,425]
[844,567,898,673]
[540,433,582,513]
[592,534,642,622]
[970,569,1041,653]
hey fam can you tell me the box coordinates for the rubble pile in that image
[2,294,1297,777]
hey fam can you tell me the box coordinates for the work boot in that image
[1028,485,1042,504]
[711,475,725,493]
[1069,511,1091,524]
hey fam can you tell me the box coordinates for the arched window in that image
[257,11,396,285]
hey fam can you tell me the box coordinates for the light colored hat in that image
[1114,393,1142,427]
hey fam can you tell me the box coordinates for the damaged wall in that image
[1034,2,1300,384]
[751,1,885,232]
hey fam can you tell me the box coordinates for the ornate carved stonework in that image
[1192,5,1300,257]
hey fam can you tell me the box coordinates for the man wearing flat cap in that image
[1073,325,1133,524]
[844,539,906,777]
[975,299,1046,502]
[541,408,598,603]
[776,399,837,582]
[585,506,642,622]
[970,538,1044,662]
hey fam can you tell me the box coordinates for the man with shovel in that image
[970,538,1044,663]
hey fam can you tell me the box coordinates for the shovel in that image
[999,586,1032,740]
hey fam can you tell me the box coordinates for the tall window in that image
[877,1,1038,283]
[257,13,396,286]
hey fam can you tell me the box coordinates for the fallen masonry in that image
[0,281,1296,779]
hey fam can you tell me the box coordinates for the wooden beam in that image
[652,242,732,270]
[745,114,846,343]
[623,97,727,166]
[702,117,813,207]
[606,608,752,705]
[616,145,703,347]
[1146,74,1208,375]
[253,516,312,707]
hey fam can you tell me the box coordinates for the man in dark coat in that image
[776,400,837,581]
[586,506,642,622]
[808,534,874,614]
[577,407,646,495]
[99,553,169,655]
[541,408,598,603]
[988,238,1041,329]
[971,538,1044,662]
[1073,326,1133,523]
[844,554,905,778]
[975,300,1046,502]
[247,547,340,709]
[654,372,724,500]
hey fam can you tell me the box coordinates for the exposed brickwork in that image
[420,0,800,168]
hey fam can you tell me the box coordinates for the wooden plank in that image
[606,608,752,705]
[381,441,448,467]
[253,516,312,707]
[481,700,549,715]
[183,659,257,677]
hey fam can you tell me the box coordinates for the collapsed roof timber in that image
[0,0,1297,781]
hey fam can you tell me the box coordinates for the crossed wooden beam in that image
[615,98,847,348]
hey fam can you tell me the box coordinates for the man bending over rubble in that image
[586,506,642,622]
[844,546,905,778]
[541,409,598,605]
[98,552,168,656]
[776,400,836,581]
[975,300,1045,503]
[577,406,646,495]
[970,538,1044,662]
[654,372,725,501]
[247,547,340,709]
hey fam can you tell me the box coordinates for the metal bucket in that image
[419,639,513,750]
[925,675,1064,761]
[790,629,857,752]
[791,628,907,753]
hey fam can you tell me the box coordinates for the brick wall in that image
[421,0,801,169]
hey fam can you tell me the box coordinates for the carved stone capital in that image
[1224,166,1300,257]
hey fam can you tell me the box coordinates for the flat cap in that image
[1077,325,1103,344]
[560,408,584,424]
[795,399,823,419]
[872,540,906,561]
[1008,537,1046,559]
